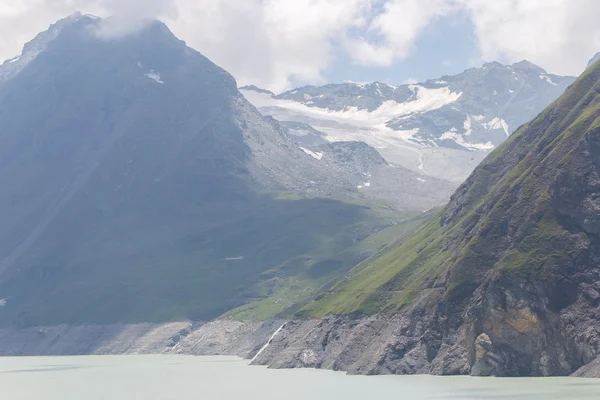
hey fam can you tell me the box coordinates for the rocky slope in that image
[251,57,600,377]
[0,320,282,358]
[241,62,575,182]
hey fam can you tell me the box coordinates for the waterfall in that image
[250,323,286,363]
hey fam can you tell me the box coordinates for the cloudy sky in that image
[1,0,599,92]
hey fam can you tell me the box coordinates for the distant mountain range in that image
[241,62,575,182]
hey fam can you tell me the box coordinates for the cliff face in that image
[251,60,600,377]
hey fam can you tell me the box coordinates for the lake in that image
[1,355,600,399]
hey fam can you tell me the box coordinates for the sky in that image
[1,0,599,92]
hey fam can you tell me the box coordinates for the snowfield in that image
[240,88,489,182]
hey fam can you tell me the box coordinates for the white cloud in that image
[0,0,599,91]
[0,0,372,92]
[346,0,458,66]
[461,0,600,76]
[344,0,600,75]
[93,0,178,38]
[166,0,372,91]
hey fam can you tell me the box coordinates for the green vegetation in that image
[222,213,428,321]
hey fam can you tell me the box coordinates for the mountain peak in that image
[0,13,96,83]
[511,59,545,73]
[482,61,504,69]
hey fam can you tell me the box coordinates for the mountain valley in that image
[1,12,600,381]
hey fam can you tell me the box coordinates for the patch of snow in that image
[299,147,323,160]
[303,93,312,101]
[137,61,143,68]
[472,115,486,122]
[145,70,164,84]
[85,14,101,19]
[0,298,7,307]
[493,90,498,95]
[8,56,20,63]
[251,323,286,363]
[485,117,510,136]
[435,80,447,84]
[391,86,462,115]
[539,73,558,86]
[440,130,495,151]
[417,154,429,175]
[225,256,244,261]
[417,178,426,182]
[344,81,367,89]
[509,89,514,93]
[463,115,473,136]
[243,86,461,129]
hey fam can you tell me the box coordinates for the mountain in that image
[251,55,600,377]
[241,62,575,182]
[0,14,446,327]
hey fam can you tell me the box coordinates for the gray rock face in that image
[314,142,455,211]
[253,275,600,378]
[280,121,329,147]
[0,13,85,84]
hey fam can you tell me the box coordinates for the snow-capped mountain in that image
[241,61,575,182]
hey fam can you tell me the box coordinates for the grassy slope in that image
[300,61,600,318]
[222,211,429,321]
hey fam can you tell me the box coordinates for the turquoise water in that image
[1,355,600,399]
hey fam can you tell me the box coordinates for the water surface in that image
[1,355,599,399]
